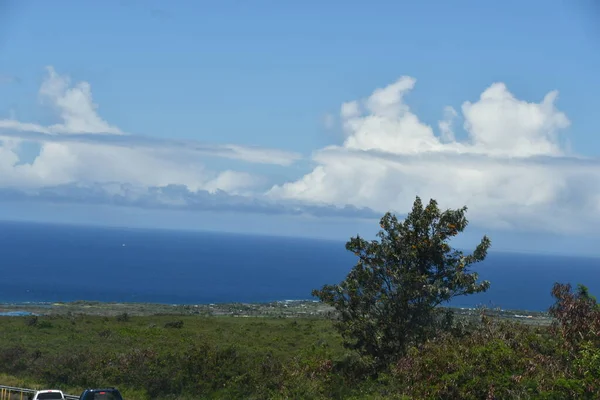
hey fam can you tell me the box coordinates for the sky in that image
[0,0,599,255]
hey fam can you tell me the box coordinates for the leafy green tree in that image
[312,196,491,365]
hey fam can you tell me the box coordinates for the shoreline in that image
[0,299,553,325]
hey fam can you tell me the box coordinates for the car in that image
[78,388,123,400]
[32,390,65,400]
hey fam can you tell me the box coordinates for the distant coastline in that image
[0,299,553,327]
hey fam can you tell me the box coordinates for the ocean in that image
[0,221,598,311]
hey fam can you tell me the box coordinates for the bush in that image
[549,283,600,352]
[164,320,184,329]
[115,312,130,322]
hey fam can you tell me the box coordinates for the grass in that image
[0,314,348,399]
[0,311,598,399]
[1,314,342,359]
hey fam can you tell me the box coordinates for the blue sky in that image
[0,0,599,255]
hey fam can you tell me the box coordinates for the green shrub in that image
[164,320,184,329]
[115,312,130,322]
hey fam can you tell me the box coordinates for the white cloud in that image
[204,170,263,194]
[462,83,570,157]
[0,67,299,194]
[0,182,379,219]
[0,66,121,135]
[0,130,301,167]
[2,67,598,235]
[38,66,123,134]
[217,144,299,166]
[269,76,600,234]
[340,102,360,119]
[438,106,457,142]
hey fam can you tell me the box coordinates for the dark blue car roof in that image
[79,388,123,400]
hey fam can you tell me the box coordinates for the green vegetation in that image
[313,197,490,365]
[0,197,599,399]
[0,301,598,399]
[0,315,348,399]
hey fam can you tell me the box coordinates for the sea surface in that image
[0,221,598,311]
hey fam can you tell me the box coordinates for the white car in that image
[32,389,66,400]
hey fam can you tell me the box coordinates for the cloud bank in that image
[0,182,378,219]
[269,76,600,234]
[1,67,599,234]
[0,67,300,195]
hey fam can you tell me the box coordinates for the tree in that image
[549,283,600,352]
[312,196,491,365]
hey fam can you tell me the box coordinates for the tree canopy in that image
[312,196,491,365]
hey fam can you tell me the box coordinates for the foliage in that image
[0,314,346,399]
[115,312,130,322]
[1,305,600,399]
[549,283,600,394]
[549,283,600,352]
[573,340,600,394]
[312,196,491,364]
[164,320,184,329]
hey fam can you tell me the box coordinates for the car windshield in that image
[36,394,63,400]
[82,392,123,400]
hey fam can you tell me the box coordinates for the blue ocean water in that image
[0,221,598,311]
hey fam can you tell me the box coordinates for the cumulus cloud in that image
[2,67,598,234]
[269,76,600,234]
[461,83,569,157]
[0,66,121,135]
[438,106,458,142]
[0,66,299,195]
